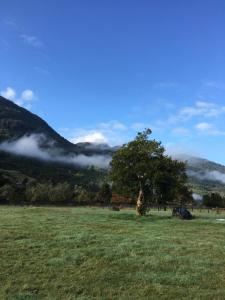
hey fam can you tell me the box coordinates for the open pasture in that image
[1,206,225,299]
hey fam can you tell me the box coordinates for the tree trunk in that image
[136,188,146,216]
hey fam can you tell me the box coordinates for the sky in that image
[1,0,225,164]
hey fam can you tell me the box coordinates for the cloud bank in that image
[71,131,108,144]
[0,134,111,169]
[62,120,129,147]
[187,170,225,184]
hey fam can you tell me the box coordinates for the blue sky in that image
[1,0,225,164]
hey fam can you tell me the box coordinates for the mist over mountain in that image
[172,153,225,195]
[0,96,225,195]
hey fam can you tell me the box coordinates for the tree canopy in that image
[109,129,191,215]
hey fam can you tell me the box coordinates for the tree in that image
[203,193,225,208]
[109,129,188,215]
[0,183,26,204]
[73,185,92,204]
[48,182,73,204]
[96,183,112,204]
[176,185,194,206]
[153,157,188,207]
[26,183,51,204]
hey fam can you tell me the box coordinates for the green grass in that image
[1,206,225,299]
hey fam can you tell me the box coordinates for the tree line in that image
[1,129,224,212]
[0,176,112,205]
[202,193,225,208]
[0,129,194,210]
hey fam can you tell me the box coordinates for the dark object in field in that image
[110,206,120,211]
[172,207,192,220]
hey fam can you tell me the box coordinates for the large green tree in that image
[109,129,189,215]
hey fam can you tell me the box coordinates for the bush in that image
[26,183,51,204]
[0,183,26,204]
[73,185,94,204]
[48,182,73,204]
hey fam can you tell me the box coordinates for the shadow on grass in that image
[107,212,173,223]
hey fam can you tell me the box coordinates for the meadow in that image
[1,206,225,300]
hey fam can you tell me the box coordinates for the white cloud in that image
[21,89,34,101]
[0,86,36,109]
[0,134,110,169]
[193,193,203,201]
[71,131,108,144]
[21,34,44,48]
[195,122,212,131]
[169,101,225,123]
[0,134,49,159]
[194,122,225,136]
[1,87,16,100]
[195,101,213,108]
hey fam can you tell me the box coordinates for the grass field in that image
[1,206,225,299]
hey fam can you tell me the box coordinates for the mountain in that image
[174,154,225,196]
[0,96,111,156]
[0,96,225,196]
[0,96,110,186]
[0,96,74,150]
